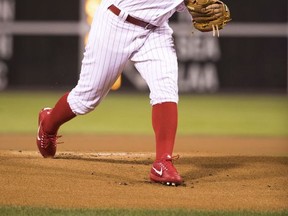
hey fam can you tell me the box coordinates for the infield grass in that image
[0,91,287,136]
[0,206,287,216]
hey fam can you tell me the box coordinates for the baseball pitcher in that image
[36,0,231,186]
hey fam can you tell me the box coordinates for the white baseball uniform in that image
[68,0,185,115]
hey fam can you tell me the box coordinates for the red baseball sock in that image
[152,102,178,160]
[42,92,76,135]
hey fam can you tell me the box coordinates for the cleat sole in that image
[161,181,179,187]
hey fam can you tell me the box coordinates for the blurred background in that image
[0,0,287,94]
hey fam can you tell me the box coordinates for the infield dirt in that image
[0,134,287,211]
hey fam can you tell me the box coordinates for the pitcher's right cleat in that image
[150,154,183,186]
[36,108,60,158]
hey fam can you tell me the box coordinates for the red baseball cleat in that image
[36,108,59,158]
[150,154,183,186]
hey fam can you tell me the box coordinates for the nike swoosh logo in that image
[152,167,163,176]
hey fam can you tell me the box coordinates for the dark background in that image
[15,0,79,21]
[2,0,287,92]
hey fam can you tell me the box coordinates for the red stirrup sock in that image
[152,102,178,160]
[42,92,76,135]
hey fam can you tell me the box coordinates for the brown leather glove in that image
[185,0,231,36]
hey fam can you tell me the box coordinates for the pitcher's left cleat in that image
[36,108,60,158]
[150,154,183,186]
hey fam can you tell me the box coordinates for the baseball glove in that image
[184,0,231,36]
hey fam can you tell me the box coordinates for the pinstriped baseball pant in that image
[68,3,178,115]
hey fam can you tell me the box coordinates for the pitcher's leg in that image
[133,25,182,185]
[36,4,135,158]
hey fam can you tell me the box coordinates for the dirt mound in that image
[0,135,287,210]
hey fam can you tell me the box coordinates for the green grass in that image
[178,94,288,136]
[0,91,287,136]
[0,206,287,216]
